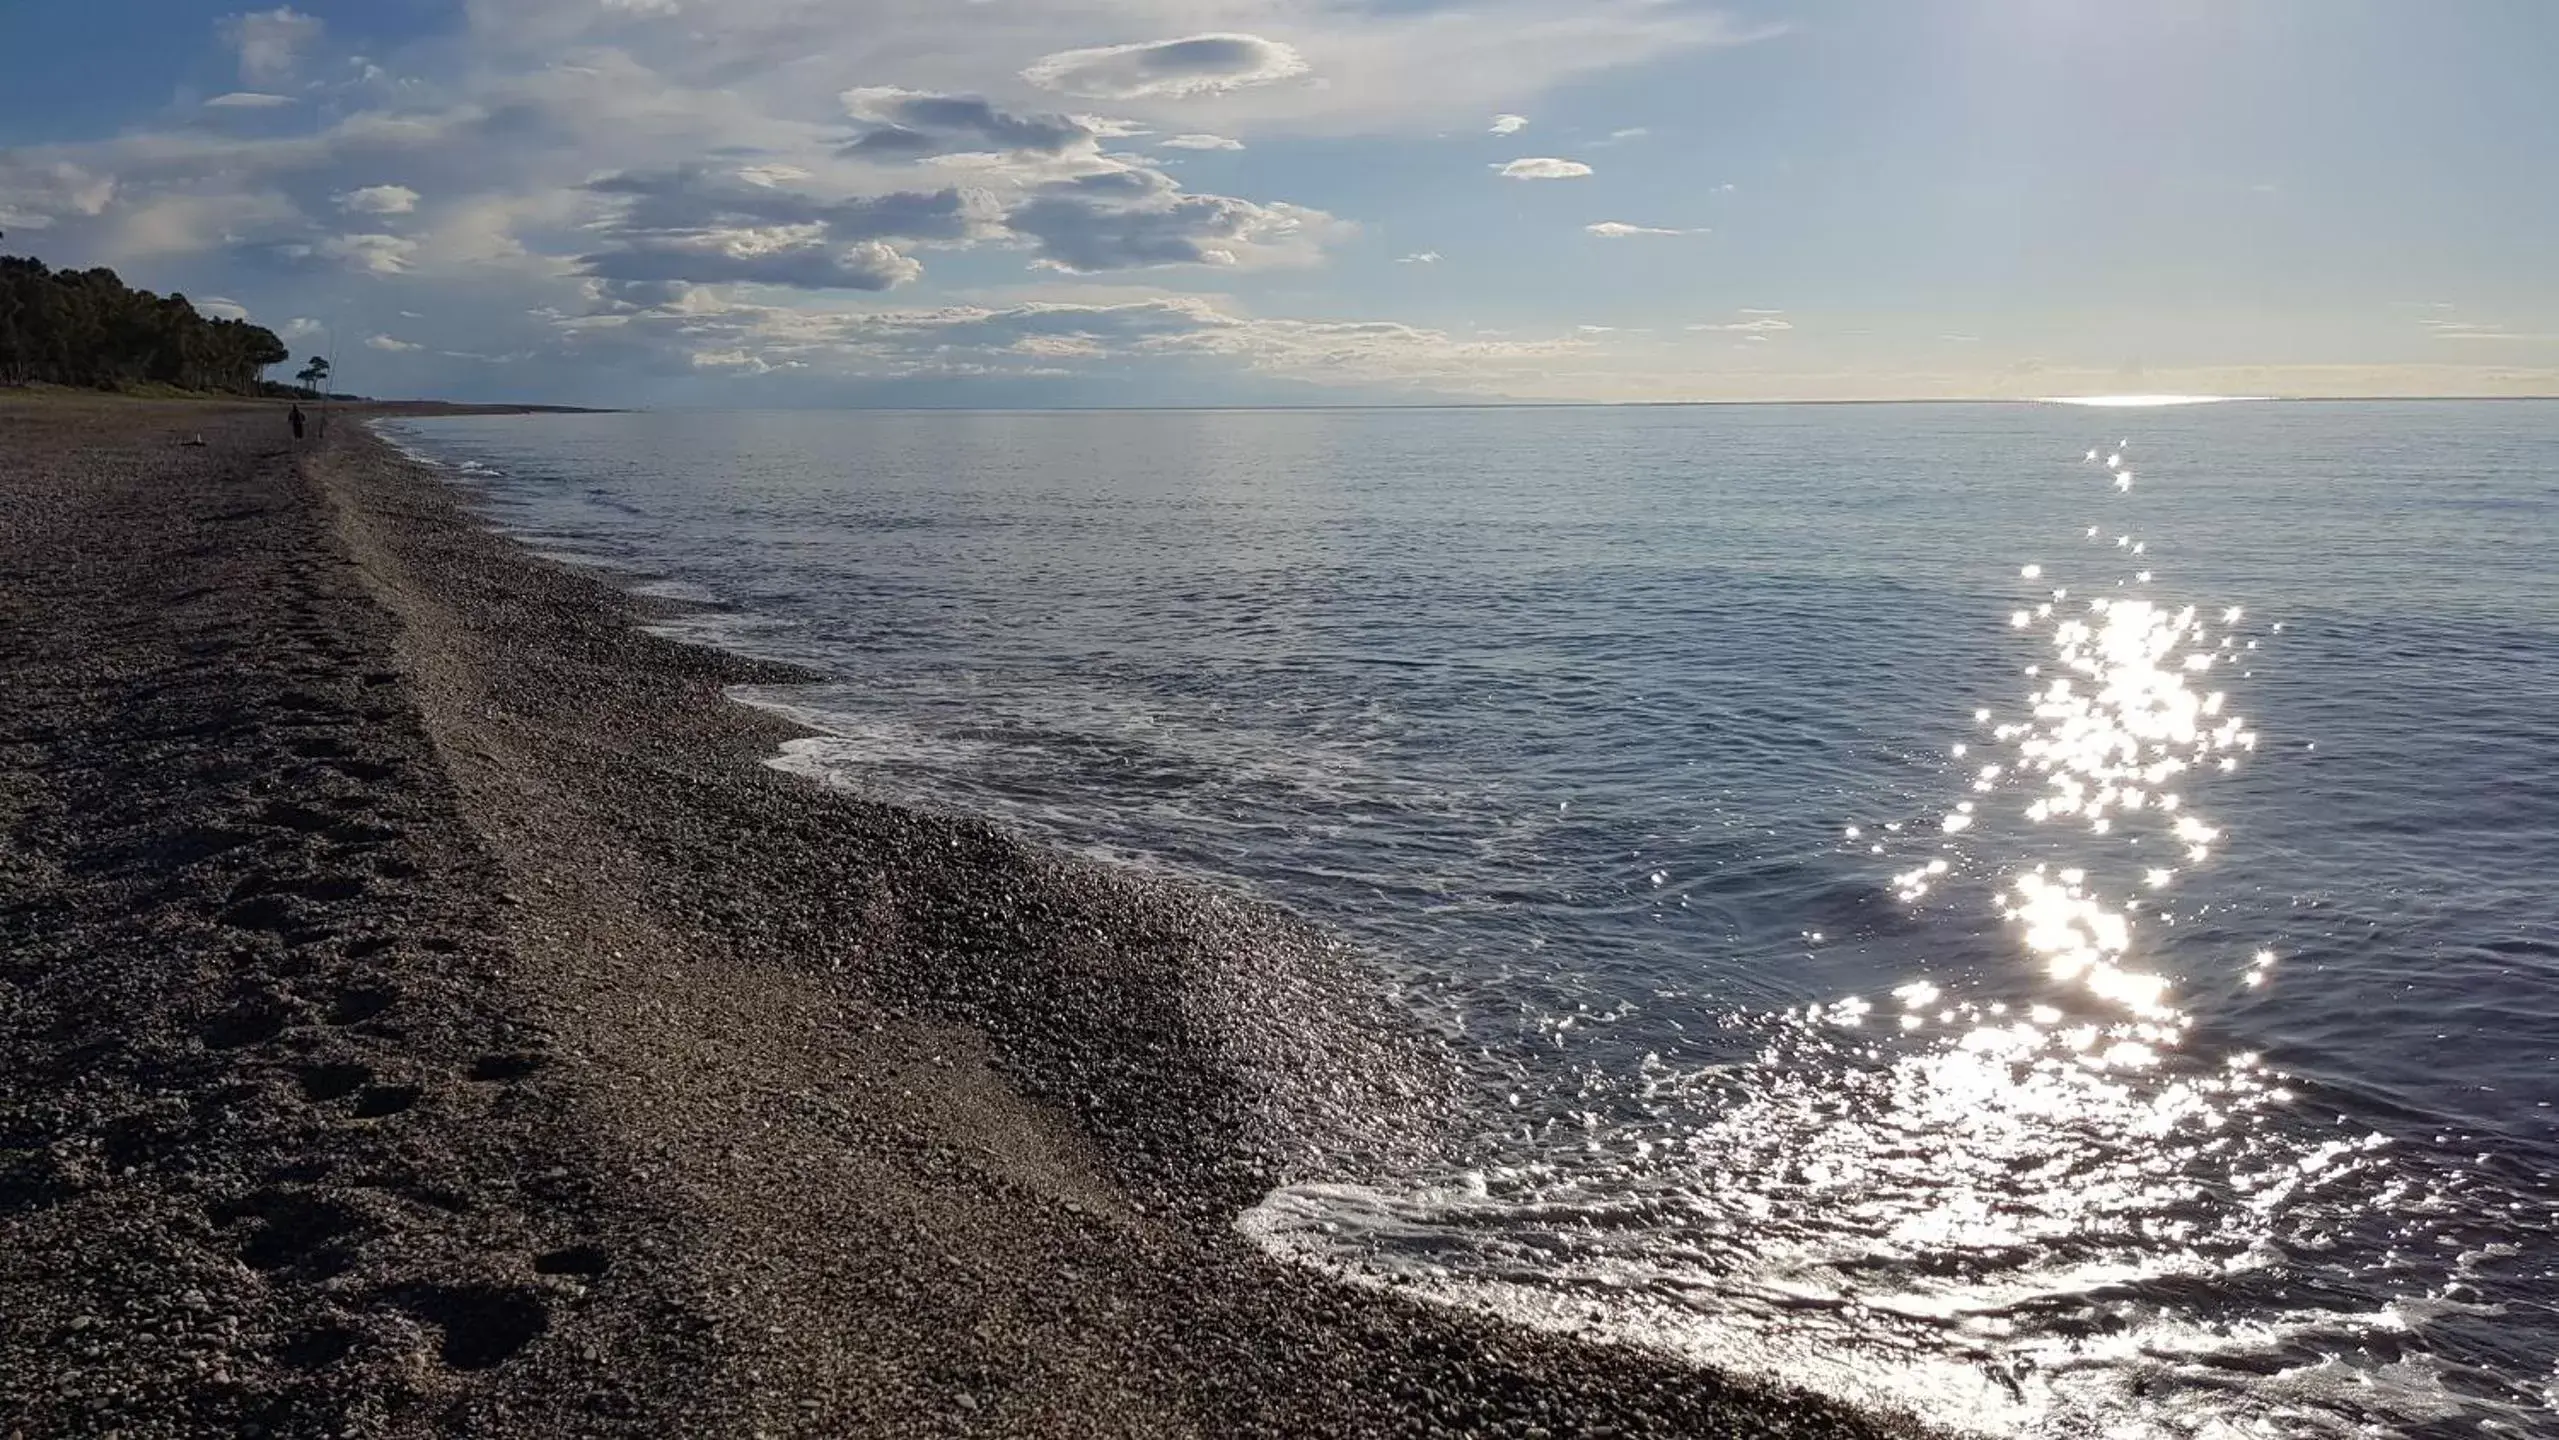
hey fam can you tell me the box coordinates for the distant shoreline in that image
[0,384,619,416]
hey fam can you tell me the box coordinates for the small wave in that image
[365,420,447,468]
[631,578,720,605]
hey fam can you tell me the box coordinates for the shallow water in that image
[385,402,2559,1437]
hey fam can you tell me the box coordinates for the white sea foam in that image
[365,419,446,468]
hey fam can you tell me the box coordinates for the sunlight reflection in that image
[1240,432,2415,1439]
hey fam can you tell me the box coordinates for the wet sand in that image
[0,395,1925,1438]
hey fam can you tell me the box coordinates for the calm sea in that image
[385,402,2559,1437]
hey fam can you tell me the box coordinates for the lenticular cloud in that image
[1023,33,1310,100]
[1494,158,1593,180]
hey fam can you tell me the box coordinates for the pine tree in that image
[0,233,291,394]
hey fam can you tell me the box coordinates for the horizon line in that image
[411,393,2559,416]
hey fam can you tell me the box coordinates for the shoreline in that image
[2,397,1926,1437]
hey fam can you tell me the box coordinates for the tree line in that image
[0,238,294,394]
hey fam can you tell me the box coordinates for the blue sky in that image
[4,0,2554,405]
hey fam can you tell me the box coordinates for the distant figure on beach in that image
[288,405,306,442]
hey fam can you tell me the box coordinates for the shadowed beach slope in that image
[0,396,1924,1439]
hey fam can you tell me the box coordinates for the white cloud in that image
[1495,157,1592,180]
[1585,221,1690,238]
[195,296,253,321]
[1158,134,1245,151]
[1023,34,1311,100]
[222,7,324,87]
[205,92,296,109]
[316,233,419,274]
[1604,126,1649,142]
[336,184,420,215]
[1489,114,1528,135]
[366,334,423,352]
[1397,251,1442,264]
[283,318,323,339]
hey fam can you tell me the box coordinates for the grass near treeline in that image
[0,381,329,408]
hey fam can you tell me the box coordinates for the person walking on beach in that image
[288,404,307,442]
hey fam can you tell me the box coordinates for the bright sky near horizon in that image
[3,0,2554,406]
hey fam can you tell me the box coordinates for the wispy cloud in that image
[365,333,422,352]
[221,6,322,87]
[1584,221,1692,238]
[2421,317,2554,343]
[204,92,296,109]
[1489,114,1529,135]
[1494,157,1591,180]
[1397,251,1441,264]
[1688,313,1793,333]
[1158,134,1245,151]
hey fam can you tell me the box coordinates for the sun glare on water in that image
[1241,430,2423,1439]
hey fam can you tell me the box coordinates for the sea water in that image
[383,402,2559,1437]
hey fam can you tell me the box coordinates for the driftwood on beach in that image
[0,395,1922,1439]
